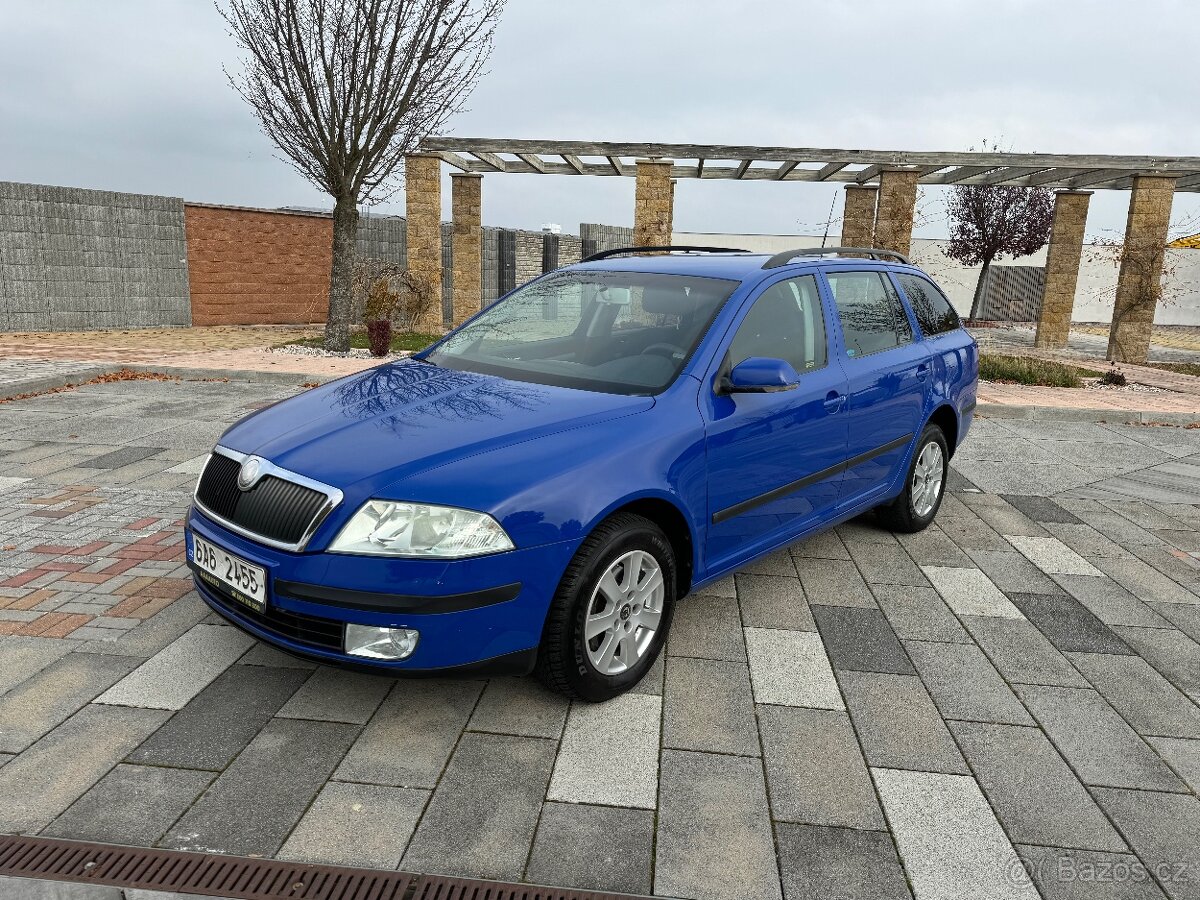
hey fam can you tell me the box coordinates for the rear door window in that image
[896,273,961,337]
[826,271,913,358]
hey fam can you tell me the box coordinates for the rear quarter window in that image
[897,273,960,337]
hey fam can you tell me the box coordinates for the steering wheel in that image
[641,342,685,359]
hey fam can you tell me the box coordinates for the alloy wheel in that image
[584,549,665,675]
[911,441,944,518]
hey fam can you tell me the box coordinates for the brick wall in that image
[185,204,332,326]
[0,181,189,332]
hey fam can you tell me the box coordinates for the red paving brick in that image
[1,570,48,589]
[125,517,162,530]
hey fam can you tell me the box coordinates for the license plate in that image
[190,533,267,612]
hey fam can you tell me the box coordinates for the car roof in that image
[568,252,922,283]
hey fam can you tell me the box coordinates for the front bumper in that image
[186,505,578,673]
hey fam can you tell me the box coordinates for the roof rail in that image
[581,245,750,263]
[762,247,910,268]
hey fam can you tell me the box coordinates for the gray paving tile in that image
[668,593,745,661]
[1070,653,1200,739]
[894,524,973,567]
[525,802,654,897]
[402,732,555,881]
[1044,521,1135,560]
[962,616,1090,687]
[1006,534,1104,576]
[1148,601,1200,643]
[0,652,139,752]
[277,781,428,869]
[1054,573,1173,628]
[1016,684,1186,792]
[734,573,815,630]
[758,705,884,830]
[744,627,843,709]
[0,635,76,695]
[466,676,569,738]
[923,565,1025,618]
[1009,592,1133,655]
[335,679,482,788]
[161,718,358,856]
[1001,495,1083,525]
[1013,845,1168,900]
[548,692,660,808]
[934,503,1016,549]
[873,767,1039,900]
[790,528,850,560]
[738,547,799,576]
[776,823,911,900]
[0,875,125,899]
[1094,555,1200,606]
[811,605,914,675]
[629,650,665,696]
[1092,788,1200,900]
[237,642,317,668]
[950,722,1126,852]
[275,666,392,724]
[663,656,759,756]
[0,704,169,832]
[871,584,972,643]
[74,446,162,469]
[847,541,930,587]
[94,623,255,710]
[692,573,736,598]
[1113,626,1200,701]
[42,763,213,845]
[656,749,782,900]
[126,664,309,770]
[839,671,967,774]
[1148,737,1200,793]
[905,640,1033,725]
[77,593,209,659]
[965,548,1064,594]
[794,556,875,607]
[970,500,1049,537]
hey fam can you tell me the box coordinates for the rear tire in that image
[875,423,948,534]
[535,513,676,701]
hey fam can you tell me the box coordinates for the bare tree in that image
[220,0,505,351]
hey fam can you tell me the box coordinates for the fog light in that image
[344,624,419,660]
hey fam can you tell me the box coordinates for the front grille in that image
[196,452,331,547]
[201,573,344,652]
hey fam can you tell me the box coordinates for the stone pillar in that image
[633,159,674,246]
[1034,191,1092,349]
[874,168,920,257]
[1108,175,1176,363]
[450,172,482,326]
[405,153,443,331]
[840,185,878,248]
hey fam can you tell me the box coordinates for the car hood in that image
[219,361,654,497]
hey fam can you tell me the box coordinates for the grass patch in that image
[281,331,442,353]
[1139,361,1200,378]
[979,354,1104,388]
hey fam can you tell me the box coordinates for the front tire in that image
[536,513,676,701]
[875,423,948,533]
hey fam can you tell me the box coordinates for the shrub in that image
[1100,367,1128,387]
[978,354,1101,388]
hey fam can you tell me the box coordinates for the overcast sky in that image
[2,0,1198,241]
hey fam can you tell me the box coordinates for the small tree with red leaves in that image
[945,177,1054,320]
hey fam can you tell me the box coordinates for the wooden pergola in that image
[420,137,1200,192]
[408,138,1199,362]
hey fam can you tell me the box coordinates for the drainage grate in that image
[0,837,650,900]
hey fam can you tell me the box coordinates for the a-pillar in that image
[634,159,674,246]
[1034,190,1092,349]
[405,153,443,331]
[1108,175,1177,363]
[840,185,879,248]
[874,168,920,257]
[450,172,483,326]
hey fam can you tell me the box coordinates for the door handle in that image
[823,391,845,412]
[916,363,930,381]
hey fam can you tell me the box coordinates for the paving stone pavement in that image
[3,379,1200,900]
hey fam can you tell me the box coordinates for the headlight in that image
[328,500,514,558]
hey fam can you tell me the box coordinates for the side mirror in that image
[720,356,801,393]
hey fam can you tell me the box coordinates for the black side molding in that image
[963,399,977,415]
[274,579,521,614]
[713,432,914,524]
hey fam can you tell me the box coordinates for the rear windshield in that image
[424,270,738,395]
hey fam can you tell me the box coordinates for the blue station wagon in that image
[187,246,978,700]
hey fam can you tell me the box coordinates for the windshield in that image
[424,270,738,395]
